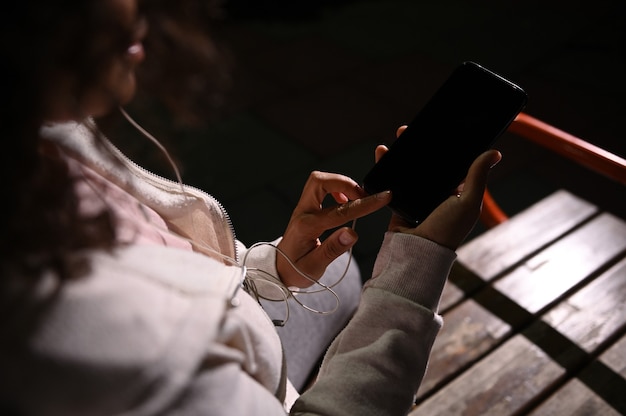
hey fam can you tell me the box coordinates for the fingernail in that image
[375,190,392,199]
[490,151,502,168]
[339,230,356,246]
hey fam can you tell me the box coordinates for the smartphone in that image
[362,61,528,225]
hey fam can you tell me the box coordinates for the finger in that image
[461,150,502,200]
[298,227,358,280]
[318,190,392,230]
[373,124,405,163]
[374,144,388,163]
[297,171,367,212]
[331,191,349,204]
[280,190,391,257]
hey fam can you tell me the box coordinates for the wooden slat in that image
[410,336,565,416]
[439,263,472,311]
[494,213,626,314]
[542,257,626,353]
[521,258,626,415]
[600,333,626,377]
[527,379,622,416]
[457,190,597,281]
[417,300,510,398]
[441,191,597,311]
[528,333,626,415]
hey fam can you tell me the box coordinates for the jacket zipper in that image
[101,136,240,263]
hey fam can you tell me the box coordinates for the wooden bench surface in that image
[410,190,626,415]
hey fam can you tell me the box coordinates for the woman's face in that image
[48,0,148,121]
[96,0,148,110]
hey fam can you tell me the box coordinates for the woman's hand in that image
[277,171,391,288]
[376,125,502,250]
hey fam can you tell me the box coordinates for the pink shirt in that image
[69,157,193,250]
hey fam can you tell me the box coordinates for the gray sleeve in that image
[291,232,456,416]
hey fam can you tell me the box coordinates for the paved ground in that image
[120,0,626,279]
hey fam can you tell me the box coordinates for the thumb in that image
[463,149,502,199]
[319,227,357,265]
[301,227,358,281]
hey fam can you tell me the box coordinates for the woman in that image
[0,0,501,414]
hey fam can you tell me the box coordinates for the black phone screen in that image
[363,61,528,224]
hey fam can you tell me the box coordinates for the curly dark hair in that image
[0,0,230,283]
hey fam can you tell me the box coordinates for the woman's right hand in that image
[375,126,502,251]
[276,171,392,288]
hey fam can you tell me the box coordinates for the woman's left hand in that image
[277,171,391,287]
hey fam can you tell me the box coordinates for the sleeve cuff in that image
[367,232,456,312]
